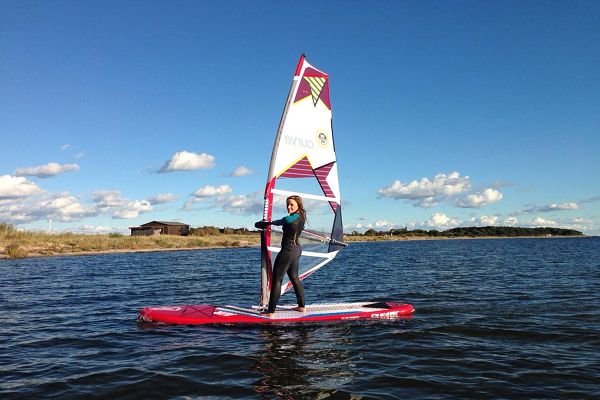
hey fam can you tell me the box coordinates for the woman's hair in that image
[287,195,306,222]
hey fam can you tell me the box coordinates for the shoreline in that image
[1,234,589,260]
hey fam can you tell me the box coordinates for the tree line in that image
[189,226,255,236]
[349,226,583,238]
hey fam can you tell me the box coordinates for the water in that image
[1,238,599,399]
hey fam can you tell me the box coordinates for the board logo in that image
[316,132,328,148]
[371,311,400,319]
[214,311,236,317]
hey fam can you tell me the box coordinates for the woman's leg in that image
[287,249,305,308]
[267,251,292,313]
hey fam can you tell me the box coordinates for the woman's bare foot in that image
[260,311,275,318]
[292,306,306,312]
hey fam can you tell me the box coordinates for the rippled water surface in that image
[1,238,599,399]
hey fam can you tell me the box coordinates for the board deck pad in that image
[138,301,414,325]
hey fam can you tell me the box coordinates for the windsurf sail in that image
[260,55,346,307]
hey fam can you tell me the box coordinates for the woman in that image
[255,195,306,317]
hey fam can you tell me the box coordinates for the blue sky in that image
[1,1,599,235]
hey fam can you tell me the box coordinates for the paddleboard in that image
[138,301,414,325]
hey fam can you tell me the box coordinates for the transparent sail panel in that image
[270,185,338,296]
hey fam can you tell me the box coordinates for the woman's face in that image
[287,199,299,214]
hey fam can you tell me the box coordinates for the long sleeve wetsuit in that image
[267,213,305,313]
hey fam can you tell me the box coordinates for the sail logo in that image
[316,132,328,148]
[285,135,314,149]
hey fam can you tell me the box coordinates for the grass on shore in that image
[0,223,261,258]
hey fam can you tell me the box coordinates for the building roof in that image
[140,221,189,226]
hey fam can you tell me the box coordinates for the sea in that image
[1,237,599,399]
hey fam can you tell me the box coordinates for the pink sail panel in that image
[278,157,338,213]
[293,67,331,110]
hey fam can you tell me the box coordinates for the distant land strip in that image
[0,223,584,259]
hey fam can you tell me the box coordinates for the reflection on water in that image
[252,324,359,399]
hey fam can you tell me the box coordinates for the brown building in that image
[130,221,190,236]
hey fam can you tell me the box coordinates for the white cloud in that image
[580,196,600,204]
[90,190,152,219]
[160,151,215,172]
[15,162,80,178]
[456,188,503,208]
[61,144,70,150]
[78,225,115,233]
[523,202,580,213]
[469,215,499,226]
[74,151,85,159]
[378,172,471,208]
[0,175,44,199]
[183,187,262,216]
[183,185,233,210]
[530,217,558,227]
[423,212,460,229]
[147,193,178,204]
[112,200,152,219]
[91,190,125,210]
[193,184,232,198]
[0,193,96,223]
[503,217,519,226]
[218,193,263,216]
[374,219,394,228]
[43,195,97,221]
[228,165,255,177]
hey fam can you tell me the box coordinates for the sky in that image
[1,1,599,235]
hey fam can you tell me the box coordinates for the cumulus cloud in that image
[350,219,400,232]
[503,217,519,226]
[456,188,503,208]
[0,183,154,225]
[0,175,44,199]
[529,217,558,227]
[468,215,499,226]
[378,172,471,208]
[183,185,233,209]
[147,193,178,205]
[422,213,460,229]
[580,196,600,204]
[193,185,232,198]
[43,195,97,221]
[112,200,152,219]
[522,202,579,213]
[160,151,215,172]
[217,193,263,216]
[78,225,115,234]
[183,186,262,216]
[90,190,152,219]
[0,193,96,224]
[91,190,125,210]
[228,166,255,177]
[15,162,79,178]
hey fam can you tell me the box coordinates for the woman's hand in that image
[254,221,270,229]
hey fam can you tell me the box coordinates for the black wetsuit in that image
[267,213,305,313]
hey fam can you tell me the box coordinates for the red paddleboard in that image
[138,301,414,325]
